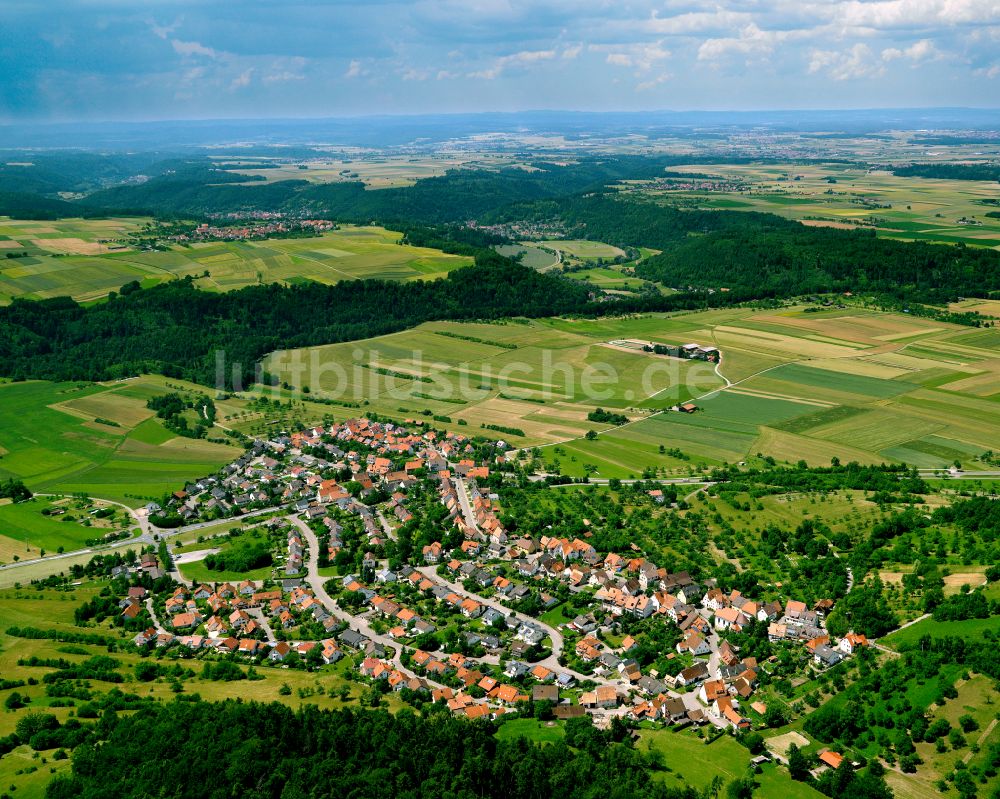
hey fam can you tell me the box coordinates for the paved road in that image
[172,548,220,564]
[376,511,396,541]
[0,493,156,574]
[0,499,284,580]
[528,475,712,487]
[917,469,1000,477]
[289,514,448,690]
[247,607,277,645]
[145,597,167,635]
[453,477,481,533]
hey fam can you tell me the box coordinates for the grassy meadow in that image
[0,220,472,303]
[0,496,136,564]
[496,238,658,295]
[0,377,240,506]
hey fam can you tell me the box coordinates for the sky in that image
[1,0,999,122]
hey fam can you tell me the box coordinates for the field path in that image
[871,612,931,656]
[965,718,999,764]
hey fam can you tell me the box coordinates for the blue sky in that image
[1,0,999,121]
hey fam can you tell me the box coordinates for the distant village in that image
[164,218,336,244]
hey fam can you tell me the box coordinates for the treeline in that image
[892,163,1000,182]
[709,462,927,497]
[0,258,592,387]
[634,220,1000,304]
[46,699,698,799]
[931,587,999,622]
[488,191,784,251]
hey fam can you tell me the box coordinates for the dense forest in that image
[634,220,1000,302]
[891,163,1000,182]
[44,699,698,799]
[0,257,596,386]
[480,191,1000,303]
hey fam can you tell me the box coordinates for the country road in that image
[0,499,284,578]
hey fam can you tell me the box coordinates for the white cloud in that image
[697,23,792,63]
[808,43,884,79]
[345,59,364,78]
[263,70,305,84]
[881,38,939,61]
[636,73,671,91]
[831,0,1000,32]
[595,41,670,72]
[230,69,254,90]
[469,48,557,79]
[171,39,218,59]
[645,9,753,36]
[401,67,431,81]
[149,17,182,41]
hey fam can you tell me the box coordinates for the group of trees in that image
[824,579,897,638]
[587,408,629,426]
[203,540,273,573]
[0,477,32,502]
[490,188,1000,305]
[892,163,1000,182]
[146,392,216,438]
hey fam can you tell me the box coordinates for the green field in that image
[259,303,1000,474]
[565,266,654,293]
[0,498,134,563]
[262,318,725,447]
[494,718,566,744]
[640,163,1000,248]
[177,558,273,583]
[495,243,560,271]
[0,378,240,506]
[638,728,824,797]
[0,221,472,303]
[883,615,1000,650]
[537,239,626,261]
[529,305,1000,472]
